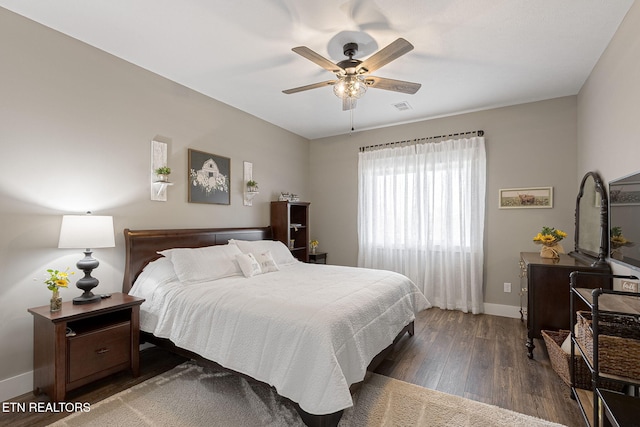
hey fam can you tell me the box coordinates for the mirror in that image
[609,171,640,268]
[570,171,608,267]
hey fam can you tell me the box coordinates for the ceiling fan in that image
[283,38,421,111]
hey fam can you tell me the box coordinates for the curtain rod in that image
[359,129,484,152]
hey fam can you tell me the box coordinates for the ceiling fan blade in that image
[292,46,343,73]
[282,80,336,94]
[342,97,357,111]
[365,76,421,94]
[358,38,414,74]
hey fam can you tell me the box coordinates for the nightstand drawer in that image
[67,321,131,383]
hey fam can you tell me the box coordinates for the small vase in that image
[50,290,62,312]
[311,247,316,254]
[540,243,563,259]
[611,247,623,260]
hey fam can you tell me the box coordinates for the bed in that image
[123,227,429,426]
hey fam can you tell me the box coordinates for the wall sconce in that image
[151,140,173,201]
[243,161,259,206]
[58,212,115,304]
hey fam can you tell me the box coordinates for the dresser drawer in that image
[67,321,131,384]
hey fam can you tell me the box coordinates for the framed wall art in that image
[188,149,231,205]
[499,187,553,209]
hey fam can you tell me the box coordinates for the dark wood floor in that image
[376,308,583,427]
[1,308,583,427]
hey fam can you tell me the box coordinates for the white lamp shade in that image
[58,215,115,249]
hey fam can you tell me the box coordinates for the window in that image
[358,137,486,313]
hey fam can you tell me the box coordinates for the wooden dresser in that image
[520,252,611,359]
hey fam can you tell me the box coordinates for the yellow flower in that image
[612,235,628,245]
[43,268,74,292]
[540,235,556,244]
[532,226,566,246]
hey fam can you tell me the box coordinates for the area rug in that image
[51,361,565,427]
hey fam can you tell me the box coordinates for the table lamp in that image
[58,212,115,304]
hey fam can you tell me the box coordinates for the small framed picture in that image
[499,187,553,209]
[188,149,231,205]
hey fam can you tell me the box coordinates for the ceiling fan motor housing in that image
[343,42,358,58]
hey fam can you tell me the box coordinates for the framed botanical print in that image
[188,149,231,205]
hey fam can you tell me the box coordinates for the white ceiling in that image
[1,0,634,139]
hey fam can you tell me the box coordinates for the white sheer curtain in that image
[358,137,486,314]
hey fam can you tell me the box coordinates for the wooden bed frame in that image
[123,226,414,427]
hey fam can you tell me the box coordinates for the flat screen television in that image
[609,171,640,270]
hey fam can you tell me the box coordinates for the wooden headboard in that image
[122,227,272,293]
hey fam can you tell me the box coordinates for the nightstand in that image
[28,293,145,401]
[309,252,327,264]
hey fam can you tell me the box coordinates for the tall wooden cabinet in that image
[271,201,310,262]
[519,252,611,359]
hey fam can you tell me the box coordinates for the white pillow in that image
[236,253,262,277]
[229,239,298,266]
[158,244,243,284]
[129,257,178,298]
[255,251,279,273]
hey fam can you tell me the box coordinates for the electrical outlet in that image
[504,282,512,293]
[621,280,639,293]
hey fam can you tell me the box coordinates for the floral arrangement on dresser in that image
[610,226,634,260]
[533,226,567,259]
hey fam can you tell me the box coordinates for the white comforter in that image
[131,262,429,415]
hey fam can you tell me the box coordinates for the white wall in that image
[310,97,578,311]
[577,0,640,281]
[0,8,309,399]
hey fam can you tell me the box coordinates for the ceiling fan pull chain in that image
[350,101,355,132]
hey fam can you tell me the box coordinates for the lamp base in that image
[73,292,102,305]
[73,250,102,305]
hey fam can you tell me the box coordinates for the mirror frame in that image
[570,171,609,267]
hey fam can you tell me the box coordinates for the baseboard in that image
[483,303,522,319]
[1,343,156,402]
[0,370,32,402]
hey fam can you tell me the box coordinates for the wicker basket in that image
[576,311,640,381]
[542,330,592,389]
[542,329,625,391]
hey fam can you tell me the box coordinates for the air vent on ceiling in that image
[392,101,412,111]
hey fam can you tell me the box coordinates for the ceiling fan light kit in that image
[333,75,367,99]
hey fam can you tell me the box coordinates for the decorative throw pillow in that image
[236,253,262,277]
[255,251,279,273]
[158,244,243,284]
[229,239,298,266]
